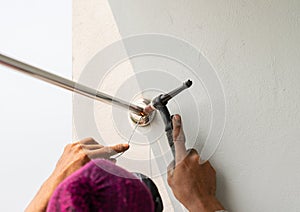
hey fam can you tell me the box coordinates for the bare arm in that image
[167,115,225,212]
[25,138,129,212]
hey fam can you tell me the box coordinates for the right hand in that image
[167,115,224,212]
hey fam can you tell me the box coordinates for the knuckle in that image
[79,152,88,161]
[64,143,71,149]
[64,143,73,151]
[86,137,95,142]
[173,132,185,143]
[70,142,83,153]
[76,153,90,165]
[70,142,79,147]
[79,137,96,145]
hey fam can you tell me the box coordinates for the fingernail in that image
[122,144,129,149]
[174,115,180,120]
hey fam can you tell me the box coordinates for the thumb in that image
[172,114,187,164]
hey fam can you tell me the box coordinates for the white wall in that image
[74,1,300,211]
[106,1,300,211]
[0,1,71,211]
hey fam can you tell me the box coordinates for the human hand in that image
[167,115,224,212]
[26,138,129,212]
[51,137,129,181]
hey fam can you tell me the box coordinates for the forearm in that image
[25,139,129,211]
[25,174,63,212]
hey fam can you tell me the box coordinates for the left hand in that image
[52,137,129,180]
[25,137,129,212]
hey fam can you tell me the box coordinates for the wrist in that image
[187,195,224,212]
[25,173,64,212]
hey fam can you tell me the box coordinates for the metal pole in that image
[0,53,144,115]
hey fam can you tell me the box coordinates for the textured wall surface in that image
[73,1,300,211]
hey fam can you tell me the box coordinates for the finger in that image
[172,115,187,164]
[144,104,155,114]
[111,143,130,153]
[79,137,98,145]
[87,144,129,159]
[81,144,104,150]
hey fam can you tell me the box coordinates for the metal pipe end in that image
[129,98,156,127]
[185,79,193,88]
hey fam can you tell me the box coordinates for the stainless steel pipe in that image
[0,53,144,115]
